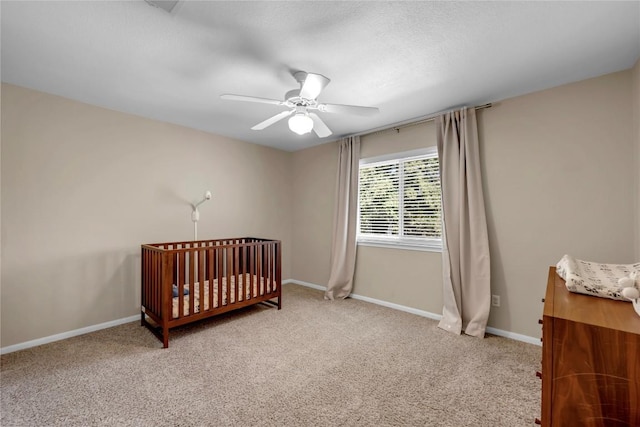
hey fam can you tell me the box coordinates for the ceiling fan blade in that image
[309,113,332,138]
[299,73,331,100]
[251,110,293,130]
[318,103,379,116]
[221,94,285,106]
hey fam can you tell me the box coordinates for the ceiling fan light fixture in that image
[288,113,313,135]
[221,70,379,138]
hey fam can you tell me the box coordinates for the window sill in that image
[357,240,442,253]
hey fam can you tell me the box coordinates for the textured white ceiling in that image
[2,1,639,151]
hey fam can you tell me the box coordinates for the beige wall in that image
[482,70,634,336]
[292,69,636,338]
[633,58,640,260]
[291,142,338,286]
[1,84,292,347]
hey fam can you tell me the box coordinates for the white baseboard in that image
[286,279,541,346]
[485,327,542,346]
[2,281,540,354]
[283,278,325,291]
[350,291,445,322]
[1,315,139,355]
[1,282,301,355]
[0,280,306,354]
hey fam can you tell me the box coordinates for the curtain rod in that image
[355,103,492,137]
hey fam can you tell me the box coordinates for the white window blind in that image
[357,148,442,251]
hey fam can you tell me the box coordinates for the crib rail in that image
[141,237,281,347]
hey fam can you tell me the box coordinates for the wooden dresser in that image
[538,267,640,426]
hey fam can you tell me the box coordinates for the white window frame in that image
[357,147,442,252]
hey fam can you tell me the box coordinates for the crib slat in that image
[249,245,255,299]
[270,242,274,293]
[163,253,173,338]
[263,244,268,294]
[189,250,195,314]
[267,243,272,294]
[142,250,147,309]
[218,246,223,308]
[148,250,153,317]
[256,246,264,296]
[208,247,214,311]
[226,247,232,305]
[148,252,152,313]
[152,252,156,314]
[199,249,205,312]
[273,243,277,292]
[151,252,155,313]
[234,246,239,302]
[262,244,267,295]
[271,243,275,293]
[155,252,160,315]
[173,251,178,303]
[276,241,281,308]
[264,243,268,296]
[242,245,247,301]
[258,244,262,296]
[147,250,151,313]
[142,250,147,316]
[178,251,185,319]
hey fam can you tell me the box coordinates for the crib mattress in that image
[172,274,275,318]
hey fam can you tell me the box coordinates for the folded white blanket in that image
[556,254,640,301]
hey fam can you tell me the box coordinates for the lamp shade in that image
[288,113,314,135]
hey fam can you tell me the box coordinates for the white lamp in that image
[288,113,313,135]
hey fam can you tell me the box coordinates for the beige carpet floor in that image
[1,284,541,426]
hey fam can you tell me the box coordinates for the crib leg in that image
[163,327,169,349]
[140,312,145,326]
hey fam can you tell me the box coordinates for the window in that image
[357,147,442,251]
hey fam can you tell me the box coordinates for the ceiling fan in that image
[220,71,379,138]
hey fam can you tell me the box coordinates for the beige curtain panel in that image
[325,136,360,300]
[436,108,491,337]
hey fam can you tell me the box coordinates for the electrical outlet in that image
[491,295,501,307]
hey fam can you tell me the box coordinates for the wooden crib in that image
[141,237,281,348]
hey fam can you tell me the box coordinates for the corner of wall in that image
[633,58,640,260]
